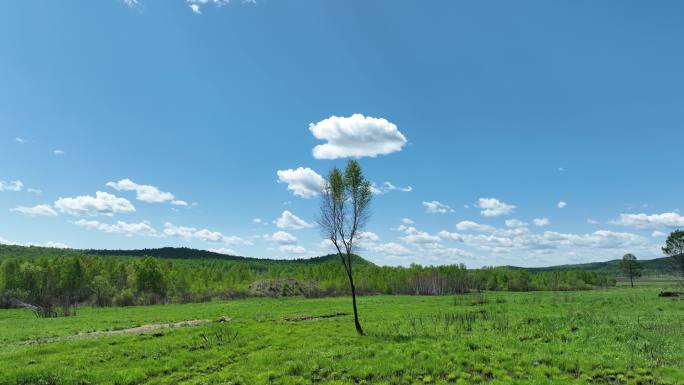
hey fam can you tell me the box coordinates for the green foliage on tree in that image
[662,230,684,283]
[619,253,642,288]
[0,251,618,316]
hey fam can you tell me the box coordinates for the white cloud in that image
[27,188,42,195]
[44,241,69,249]
[171,200,188,206]
[0,180,23,192]
[423,200,454,214]
[276,167,324,198]
[456,221,495,233]
[267,231,297,245]
[11,205,58,217]
[189,3,201,13]
[371,181,412,195]
[399,225,441,244]
[253,218,266,225]
[557,201,567,209]
[279,244,306,254]
[610,212,684,230]
[15,137,25,144]
[106,178,178,203]
[74,219,157,237]
[309,114,407,159]
[274,210,312,230]
[476,198,516,217]
[401,218,414,225]
[53,150,65,155]
[505,219,528,228]
[652,231,667,237]
[122,0,140,7]
[0,236,69,249]
[587,218,599,224]
[533,217,550,227]
[208,247,237,255]
[438,230,464,242]
[163,222,250,246]
[55,191,135,216]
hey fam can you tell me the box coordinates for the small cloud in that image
[533,217,550,227]
[0,180,23,192]
[53,149,65,155]
[107,178,180,204]
[558,167,565,172]
[44,241,69,249]
[652,231,667,237]
[456,221,495,233]
[276,167,325,199]
[587,218,599,224]
[27,188,42,195]
[371,181,412,195]
[189,3,201,13]
[505,219,528,228]
[15,137,26,144]
[274,210,312,230]
[557,201,567,209]
[11,204,58,217]
[208,247,236,255]
[476,198,515,217]
[401,218,414,225]
[423,200,454,214]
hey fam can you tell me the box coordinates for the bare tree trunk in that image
[347,271,364,335]
[630,274,634,288]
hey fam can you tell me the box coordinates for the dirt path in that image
[15,317,230,345]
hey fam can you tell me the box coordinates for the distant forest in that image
[0,244,664,316]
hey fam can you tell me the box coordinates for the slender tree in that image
[620,253,642,288]
[662,230,684,285]
[318,160,372,335]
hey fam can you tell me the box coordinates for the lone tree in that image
[662,230,684,284]
[620,253,642,288]
[318,160,372,335]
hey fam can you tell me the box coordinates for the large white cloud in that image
[74,219,157,237]
[54,191,135,216]
[476,198,516,217]
[276,167,324,198]
[163,222,250,246]
[309,114,407,159]
[423,200,454,214]
[106,178,177,203]
[11,205,58,217]
[610,212,684,229]
[0,180,23,192]
[274,210,312,230]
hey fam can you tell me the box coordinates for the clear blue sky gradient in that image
[1,0,683,267]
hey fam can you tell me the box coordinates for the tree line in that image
[0,253,616,317]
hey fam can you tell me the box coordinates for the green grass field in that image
[1,285,682,385]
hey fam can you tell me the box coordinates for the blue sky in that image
[1,0,683,267]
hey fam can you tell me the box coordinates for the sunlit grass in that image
[0,287,682,384]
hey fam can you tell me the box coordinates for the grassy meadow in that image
[1,284,682,385]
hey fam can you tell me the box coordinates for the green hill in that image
[0,243,670,275]
[504,257,671,276]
